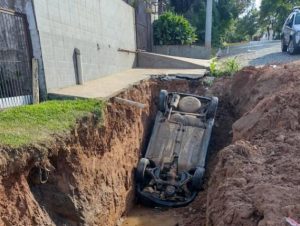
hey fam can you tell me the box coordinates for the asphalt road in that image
[220,40,300,67]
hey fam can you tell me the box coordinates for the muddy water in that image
[121,205,182,226]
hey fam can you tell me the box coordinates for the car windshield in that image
[295,13,300,24]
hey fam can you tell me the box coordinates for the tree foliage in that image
[154,0,262,46]
[169,0,253,46]
[236,8,260,40]
[169,0,196,14]
[153,11,197,45]
[260,0,300,38]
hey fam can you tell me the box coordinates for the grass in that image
[0,99,105,148]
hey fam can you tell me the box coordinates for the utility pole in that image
[205,0,213,49]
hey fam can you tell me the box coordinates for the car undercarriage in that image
[136,90,218,207]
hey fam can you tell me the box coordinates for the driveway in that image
[220,40,300,67]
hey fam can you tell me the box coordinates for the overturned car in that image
[136,90,218,207]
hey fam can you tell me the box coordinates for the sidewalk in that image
[48,68,207,100]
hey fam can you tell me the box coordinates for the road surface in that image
[220,40,300,67]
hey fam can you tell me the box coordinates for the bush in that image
[210,58,219,77]
[210,57,240,77]
[223,58,240,76]
[153,11,197,45]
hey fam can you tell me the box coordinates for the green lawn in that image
[0,99,104,148]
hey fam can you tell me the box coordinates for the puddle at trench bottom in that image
[121,205,183,226]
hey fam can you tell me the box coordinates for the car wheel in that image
[192,167,205,191]
[288,39,296,55]
[206,97,218,119]
[281,39,288,52]
[136,158,150,183]
[178,96,201,113]
[158,90,168,113]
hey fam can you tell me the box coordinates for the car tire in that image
[206,97,218,119]
[288,39,296,55]
[136,158,150,183]
[178,96,201,113]
[158,90,168,113]
[281,39,288,52]
[192,167,205,191]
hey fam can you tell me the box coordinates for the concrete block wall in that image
[33,0,137,90]
[153,45,211,60]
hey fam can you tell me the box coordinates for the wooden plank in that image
[32,58,39,104]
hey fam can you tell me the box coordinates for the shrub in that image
[153,11,197,45]
[223,58,240,76]
[210,58,219,77]
[210,57,240,77]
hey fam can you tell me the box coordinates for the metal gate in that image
[0,7,32,109]
[135,1,153,51]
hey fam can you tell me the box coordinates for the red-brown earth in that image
[1,62,300,226]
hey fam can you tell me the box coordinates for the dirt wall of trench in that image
[202,63,300,226]
[0,78,207,226]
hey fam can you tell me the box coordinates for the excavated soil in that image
[1,61,300,226]
[179,62,300,226]
[205,63,300,226]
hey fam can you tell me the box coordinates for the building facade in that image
[0,0,153,100]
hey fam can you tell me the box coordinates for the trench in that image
[24,77,236,226]
[120,80,237,226]
[1,65,297,226]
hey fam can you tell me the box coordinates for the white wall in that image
[33,0,137,90]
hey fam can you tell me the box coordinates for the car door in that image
[283,14,291,43]
[284,13,295,44]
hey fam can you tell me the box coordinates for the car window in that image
[285,14,293,27]
[295,13,300,24]
[288,14,295,27]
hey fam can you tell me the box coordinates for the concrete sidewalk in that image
[48,68,207,99]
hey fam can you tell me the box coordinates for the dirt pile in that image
[204,63,300,226]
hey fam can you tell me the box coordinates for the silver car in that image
[136,90,218,207]
[282,7,300,54]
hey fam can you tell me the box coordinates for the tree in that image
[169,0,253,46]
[169,0,196,14]
[236,8,260,40]
[260,0,300,38]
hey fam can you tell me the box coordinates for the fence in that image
[0,7,32,109]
